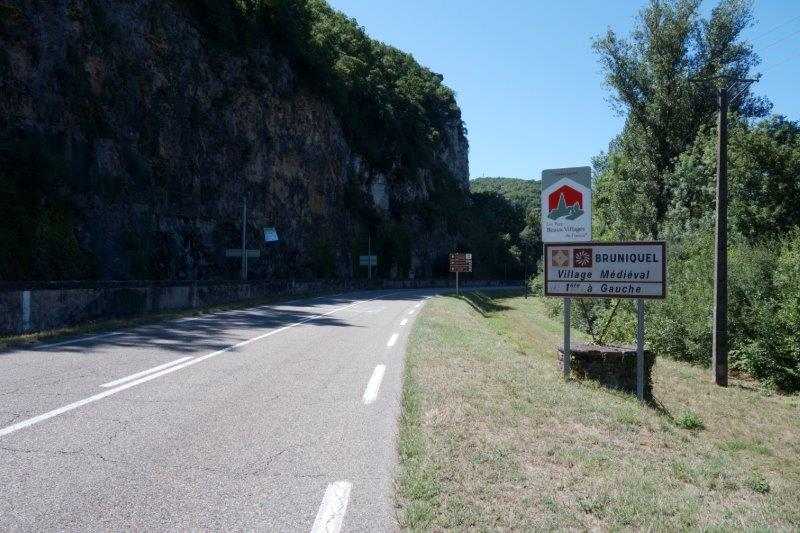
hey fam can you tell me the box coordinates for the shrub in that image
[675,410,704,430]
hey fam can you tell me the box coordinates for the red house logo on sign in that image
[547,185,585,221]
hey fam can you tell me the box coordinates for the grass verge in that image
[397,291,800,529]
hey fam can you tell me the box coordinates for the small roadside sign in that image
[225,249,261,258]
[541,166,592,242]
[359,255,378,267]
[543,242,666,298]
[449,253,472,273]
[263,227,279,242]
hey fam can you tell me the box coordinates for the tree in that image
[592,0,770,238]
[666,115,800,242]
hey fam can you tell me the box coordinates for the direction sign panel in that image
[449,253,473,273]
[544,242,666,299]
[359,255,378,267]
[225,249,261,258]
[541,167,592,242]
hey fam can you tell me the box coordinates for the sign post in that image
[449,253,472,295]
[543,241,666,401]
[636,298,645,400]
[541,167,592,381]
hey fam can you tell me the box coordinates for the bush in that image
[644,231,800,392]
[675,410,704,430]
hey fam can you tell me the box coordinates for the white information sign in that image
[264,227,279,242]
[544,242,666,299]
[541,166,592,242]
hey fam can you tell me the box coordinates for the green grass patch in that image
[396,291,800,529]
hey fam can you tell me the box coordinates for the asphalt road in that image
[0,288,437,531]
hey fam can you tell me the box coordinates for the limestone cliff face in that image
[0,1,468,281]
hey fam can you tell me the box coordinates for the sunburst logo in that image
[573,248,592,268]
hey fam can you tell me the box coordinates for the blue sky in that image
[327,0,800,180]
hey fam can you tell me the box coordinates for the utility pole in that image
[711,76,757,387]
[712,85,728,386]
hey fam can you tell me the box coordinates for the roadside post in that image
[449,253,472,295]
[359,254,377,278]
[543,241,667,401]
[541,167,592,380]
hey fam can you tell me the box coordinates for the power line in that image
[760,47,800,75]
[761,26,800,51]
[750,13,800,43]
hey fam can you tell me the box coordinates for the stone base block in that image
[558,343,655,400]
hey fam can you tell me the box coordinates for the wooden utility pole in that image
[712,86,729,387]
[711,76,757,387]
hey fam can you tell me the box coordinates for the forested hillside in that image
[558,0,800,391]
[468,177,540,279]
[0,0,468,282]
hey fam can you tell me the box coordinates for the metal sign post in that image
[563,297,571,380]
[636,298,645,401]
[449,253,472,296]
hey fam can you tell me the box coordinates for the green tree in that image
[592,0,769,238]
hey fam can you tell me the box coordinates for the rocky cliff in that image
[0,0,469,281]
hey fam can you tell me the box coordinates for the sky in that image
[326,0,800,180]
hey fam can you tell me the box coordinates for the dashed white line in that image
[414,303,421,308]
[311,481,352,533]
[386,333,399,347]
[399,318,408,327]
[100,357,193,388]
[0,294,394,438]
[407,309,416,315]
[362,365,386,405]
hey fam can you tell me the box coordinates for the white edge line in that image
[311,480,352,533]
[386,333,399,347]
[362,365,386,405]
[0,294,393,439]
[36,331,124,350]
[100,356,193,388]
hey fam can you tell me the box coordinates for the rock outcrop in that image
[0,0,469,281]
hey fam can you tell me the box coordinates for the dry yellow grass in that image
[397,291,800,530]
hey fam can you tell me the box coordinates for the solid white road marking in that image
[36,332,124,350]
[100,357,193,388]
[386,333,399,347]
[311,481,352,533]
[362,365,386,405]
[0,294,393,438]
[399,319,408,327]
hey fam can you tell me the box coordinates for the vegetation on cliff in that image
[0,0,468,282]
[183,0,465,177]
[468,178,540,279]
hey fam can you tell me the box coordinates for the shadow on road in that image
[5,290,436,356]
